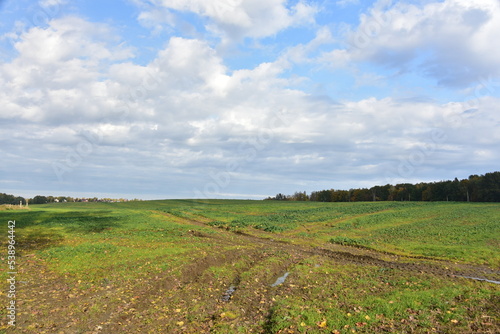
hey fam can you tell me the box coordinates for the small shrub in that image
[329,236,362,247]
[253,222,285,232]
[207,220,226,227]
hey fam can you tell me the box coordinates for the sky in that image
[0,0,499,200]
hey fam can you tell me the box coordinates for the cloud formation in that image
[137,0,318,43]
[0,0,499,199]
[327,0,500,88]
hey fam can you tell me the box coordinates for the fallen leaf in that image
[220,311,237,319]
[317,320,327,328]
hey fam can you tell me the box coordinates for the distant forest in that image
[0,194,134,205]
[1,171,499,205]
[266,171,500,202]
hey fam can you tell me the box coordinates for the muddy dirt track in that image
[168,211,500,283]
[141,212,499,333]
[9,211,500,334]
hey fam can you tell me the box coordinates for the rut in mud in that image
[159,211,500,282]
[221,227,500,283]
[10,210,500,334]
[147,212,500,333]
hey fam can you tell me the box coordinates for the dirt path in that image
[7,211,499,334]
[161,211,500,283]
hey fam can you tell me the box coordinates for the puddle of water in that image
[221,276,241,302]
[221,285,237,302]
[271,272,289,287]
[457,276,500,285]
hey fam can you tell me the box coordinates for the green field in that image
[1,200,499,333]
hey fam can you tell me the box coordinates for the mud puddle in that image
[457,276,500,285]
[221,277,241,302]
[271,272,289,287]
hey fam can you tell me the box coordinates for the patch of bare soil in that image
[6,214,499,333]
[227,228,500,282]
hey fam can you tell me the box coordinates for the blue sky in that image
[1,0,499,199]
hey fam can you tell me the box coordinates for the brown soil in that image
[5,212,500,334]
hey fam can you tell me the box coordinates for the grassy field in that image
[1,200,499,333]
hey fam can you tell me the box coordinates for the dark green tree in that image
[31,195,48,204]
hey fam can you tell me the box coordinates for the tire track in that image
[159,211,500,283]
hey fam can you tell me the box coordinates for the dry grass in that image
[0,204,30,211]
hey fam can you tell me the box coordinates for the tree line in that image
[0,193,28,205]
[0,194,138,205]
[266,171,500,202]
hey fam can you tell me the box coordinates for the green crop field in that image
[1,200,499,333]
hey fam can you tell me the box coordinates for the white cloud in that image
[324,0,500,88]
[0,16,134,122]
[137,6,177,35]
[280,26,335,65]
[38,0,67,8]
[1,10,499,198]
[336,0,359,7]
[137,0,318,42]
[13,16,133,65]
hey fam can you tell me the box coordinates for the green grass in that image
[166,200,500,266]
[322,202,500,266]
[0,200,216,283]
[265,257,499,333]
[2,201,499,268]
[0,200,498,333]
[2,201,498,278]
